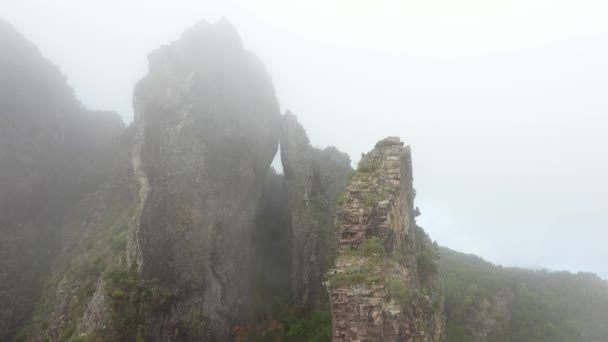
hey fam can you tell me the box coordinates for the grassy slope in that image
[440,247,608,342]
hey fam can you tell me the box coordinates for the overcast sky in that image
[3,0,607,277]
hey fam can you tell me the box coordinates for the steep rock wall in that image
[249,168,293,314]
[280,112,352,309]
[132,20,281,341]
[328,137,445,341]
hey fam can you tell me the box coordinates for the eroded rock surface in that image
[328,137,445,341]
[133,19,281,341]
[280,112,353,309]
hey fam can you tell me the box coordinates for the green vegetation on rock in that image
[104,265,148,341]
[386,277,410,307]
[357,157,381,173]
[329,270,369,289]
[350,237,387,258]
[336,192,345,205]
[440,247,608,342]
[242,298,332,342]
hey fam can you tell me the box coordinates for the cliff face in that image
[280,112,353,309]
[132,20,281,341]
[328,137,445,342]
[0,19,124,341]
[249,168,293,313]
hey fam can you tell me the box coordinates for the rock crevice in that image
[280,111,353,309]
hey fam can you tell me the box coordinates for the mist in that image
[3,0,607,278]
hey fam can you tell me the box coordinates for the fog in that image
[3,0,607,277]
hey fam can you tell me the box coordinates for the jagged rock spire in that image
[329,137,445,341]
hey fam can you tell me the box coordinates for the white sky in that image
[2,0,608,277]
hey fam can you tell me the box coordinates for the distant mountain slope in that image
[0,18,124,341]
[440,247,608,342]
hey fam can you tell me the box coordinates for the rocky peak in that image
[132,19,281,341]
[280,111,312,176]
[374,136,405,148]
[180,18,243,48]
[328,137,445,341]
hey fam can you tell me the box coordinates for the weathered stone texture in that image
[133,19,281,341]
[329,137,445,342]
[280,111,352,309]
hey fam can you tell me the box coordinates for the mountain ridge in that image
[1,17,607,342]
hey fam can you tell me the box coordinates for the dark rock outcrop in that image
[249,168,293,313]
[328,137,445,341]
[132,19,281,341]
[280,112,353,309]
[0,19,124,341]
